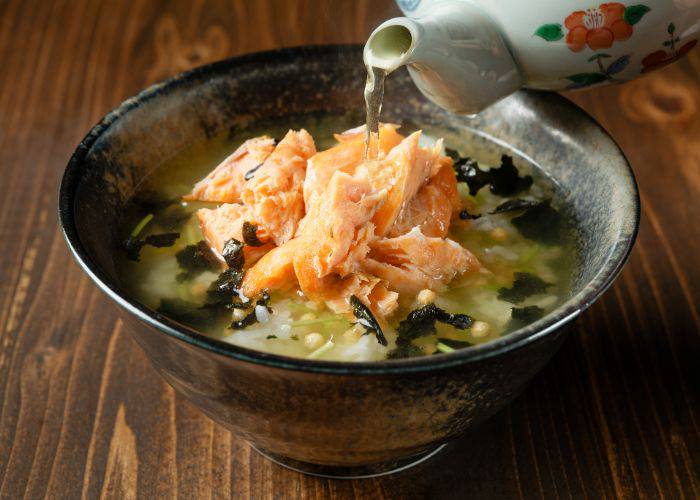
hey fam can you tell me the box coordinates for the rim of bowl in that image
[58,44,640,375]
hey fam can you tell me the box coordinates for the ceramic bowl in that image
[59,45,639,478]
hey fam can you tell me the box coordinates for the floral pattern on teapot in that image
[534,3,650,52]
[535,3,652,88]
[641,22,697,72]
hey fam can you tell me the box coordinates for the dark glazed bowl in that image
[59,45,639,477]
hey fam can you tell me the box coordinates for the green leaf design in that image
[565,73,608,86]
[534,23,563,41]
[606,55,630,75]
[668,22,676,34]
[624,5,651,25]
[663,40,672,46]
[588,53,612,61]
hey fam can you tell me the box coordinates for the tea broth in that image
[116,113,576,362]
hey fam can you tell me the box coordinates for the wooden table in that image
[1,1,698,497]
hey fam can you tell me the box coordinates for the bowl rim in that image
[58,44,640,375]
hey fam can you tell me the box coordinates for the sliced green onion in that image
[519,245,542,265]
[130,213,154,237]
[436,342,455,353]
[456,183,471,200]
[306,339,334,359]
[286,301,310,312]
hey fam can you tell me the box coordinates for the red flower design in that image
[565,3,633,52]
[642,40,698,73]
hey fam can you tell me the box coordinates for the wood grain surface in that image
[0,0,698,498]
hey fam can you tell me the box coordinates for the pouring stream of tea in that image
[363,66,387,160]
[363,24,413,160]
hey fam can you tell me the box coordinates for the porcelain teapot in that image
[364,0,700,114]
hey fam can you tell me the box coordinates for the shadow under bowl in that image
[59,45,639,477]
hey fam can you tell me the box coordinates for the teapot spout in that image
[364,1,523,115]
[363,18,419,73]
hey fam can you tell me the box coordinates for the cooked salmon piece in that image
[292,169,390,314]
[296,170,386,278]
[197,204,273,266]
[328,276,398,324]
[432,156,461,213]
[241,129,316,246]
[388,156,460,238]
[243,227,379,300]
[332,122,403,148]
[334,223,376,277]
[360,131,441,236]
[303,123,403,216]
[305,272,378,314]
[184,136,275,203]
[367,282,399,317]
[240,237,304,297]
[299,270,394,321]
[362,227,480,295]
[187,124,482,322]
[425,140,449,178]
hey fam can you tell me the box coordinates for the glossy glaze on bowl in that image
[59,45,638,476]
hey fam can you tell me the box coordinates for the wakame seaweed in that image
[175,241,219,281]
[459,208,481,220]
[122,232,180,262]
[386,343,423,359]
[388,305,474,358]
[222,238,244,269]
[487,155,534,196]
[511,200,563,244]
[208,267,244,295]
[396,306,438,342]
[453,154,533,196]
[229,291,272,330]
[229,310,259,330]
[395,304,474,345]
[509,305,545,328]
[490,198,540,215]
[204,267,247,309]
[143,233,180,247]
[350,295,387,346]
[460,196,544,221]
[130,193,192,230]
[444,148,461,162]
[498,272,553,304]
[452,157,485,195]
[242,222,265,247]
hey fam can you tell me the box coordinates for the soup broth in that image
[116,112,576,362]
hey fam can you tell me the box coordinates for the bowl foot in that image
[251,443,447,479]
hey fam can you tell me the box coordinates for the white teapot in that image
[365,0,700,113]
